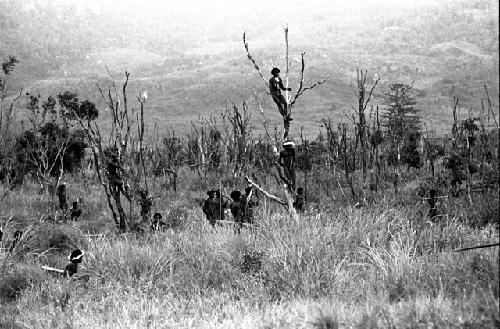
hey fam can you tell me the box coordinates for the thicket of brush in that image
[0,182,498,328]
[1,54,498,327]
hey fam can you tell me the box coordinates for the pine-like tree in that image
[383,83,421,139]
[383,83,422,168]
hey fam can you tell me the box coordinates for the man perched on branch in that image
[269,67,292,121]
[279,140,296,191]
[243,27,328,220]
[243,28,329,140]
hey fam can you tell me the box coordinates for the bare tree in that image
[242,26,329,220]
[188,115,226,177]
[153,131,185,192]
[228,103,253,176]
[72,71,141,231]
[0,55,23,141]
[354,69,379,191]
[369,106,385,192]
[0,55,23,198]
[243,27,329,140]
[25,133,67,192]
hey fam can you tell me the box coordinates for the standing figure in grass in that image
[202,190,217,227]
[428,189,439,220]
[56,183,68,212]
[269,67,292,121]
[151,212,167,231]
[202,190,228,227]
[64,249,84,277]
[279,140,296,191]
[106,152,129,197]
[293,187,305,212]
[137,188,153,222]
[9,230,23,252]
[229,190,245,232]
[41,249,90,281]
[70,201,83,221]
[213,189,228,224]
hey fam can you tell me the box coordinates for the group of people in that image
[202,183,306,229]
[201,185,258,230]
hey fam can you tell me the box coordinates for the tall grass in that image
[0,178,498,328]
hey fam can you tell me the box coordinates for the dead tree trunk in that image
[74,71,144,232]
[243,27,329,218]
[229,103,253,176]
[355,69,379,192]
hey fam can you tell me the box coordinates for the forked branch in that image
[244,176,287,207]
[289,53,330,107]
[243,32,269,89]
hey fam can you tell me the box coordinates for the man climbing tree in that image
[243,26,328,220]
[269,67,292,121]
[106,152,127,196]
[243,27,329,140]
[279,140,296,191]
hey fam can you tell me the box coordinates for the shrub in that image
[12,223,87,259]
[0,266,42,302]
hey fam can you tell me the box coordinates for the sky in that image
[50,0,433,18]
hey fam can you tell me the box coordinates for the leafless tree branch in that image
[244,175,287,207]
[243,32,269,90]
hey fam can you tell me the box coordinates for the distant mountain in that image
[1,0,498,136]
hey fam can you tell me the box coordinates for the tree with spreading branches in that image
[243,26,329,140]
[242,26,329,219]
[69,71,150,232]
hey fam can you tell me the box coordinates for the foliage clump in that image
[9,92,92,189]
[11,223,87,259]
[383,83,422,168]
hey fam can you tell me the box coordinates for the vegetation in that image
[0,1,498,327]
[0,186,498,328]
[0,0,498,134]
[1,49,498,327]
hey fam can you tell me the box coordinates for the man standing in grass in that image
[229,190,245,232]
[56,182,68,212]
[202,190,228,227]
[293,187,305,212]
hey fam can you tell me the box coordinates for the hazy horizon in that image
[1,0,498,135]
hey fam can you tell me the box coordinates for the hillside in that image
[1,0,498,136]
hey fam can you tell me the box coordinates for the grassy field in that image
[0,1,498,327]
[1,171,498,328]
